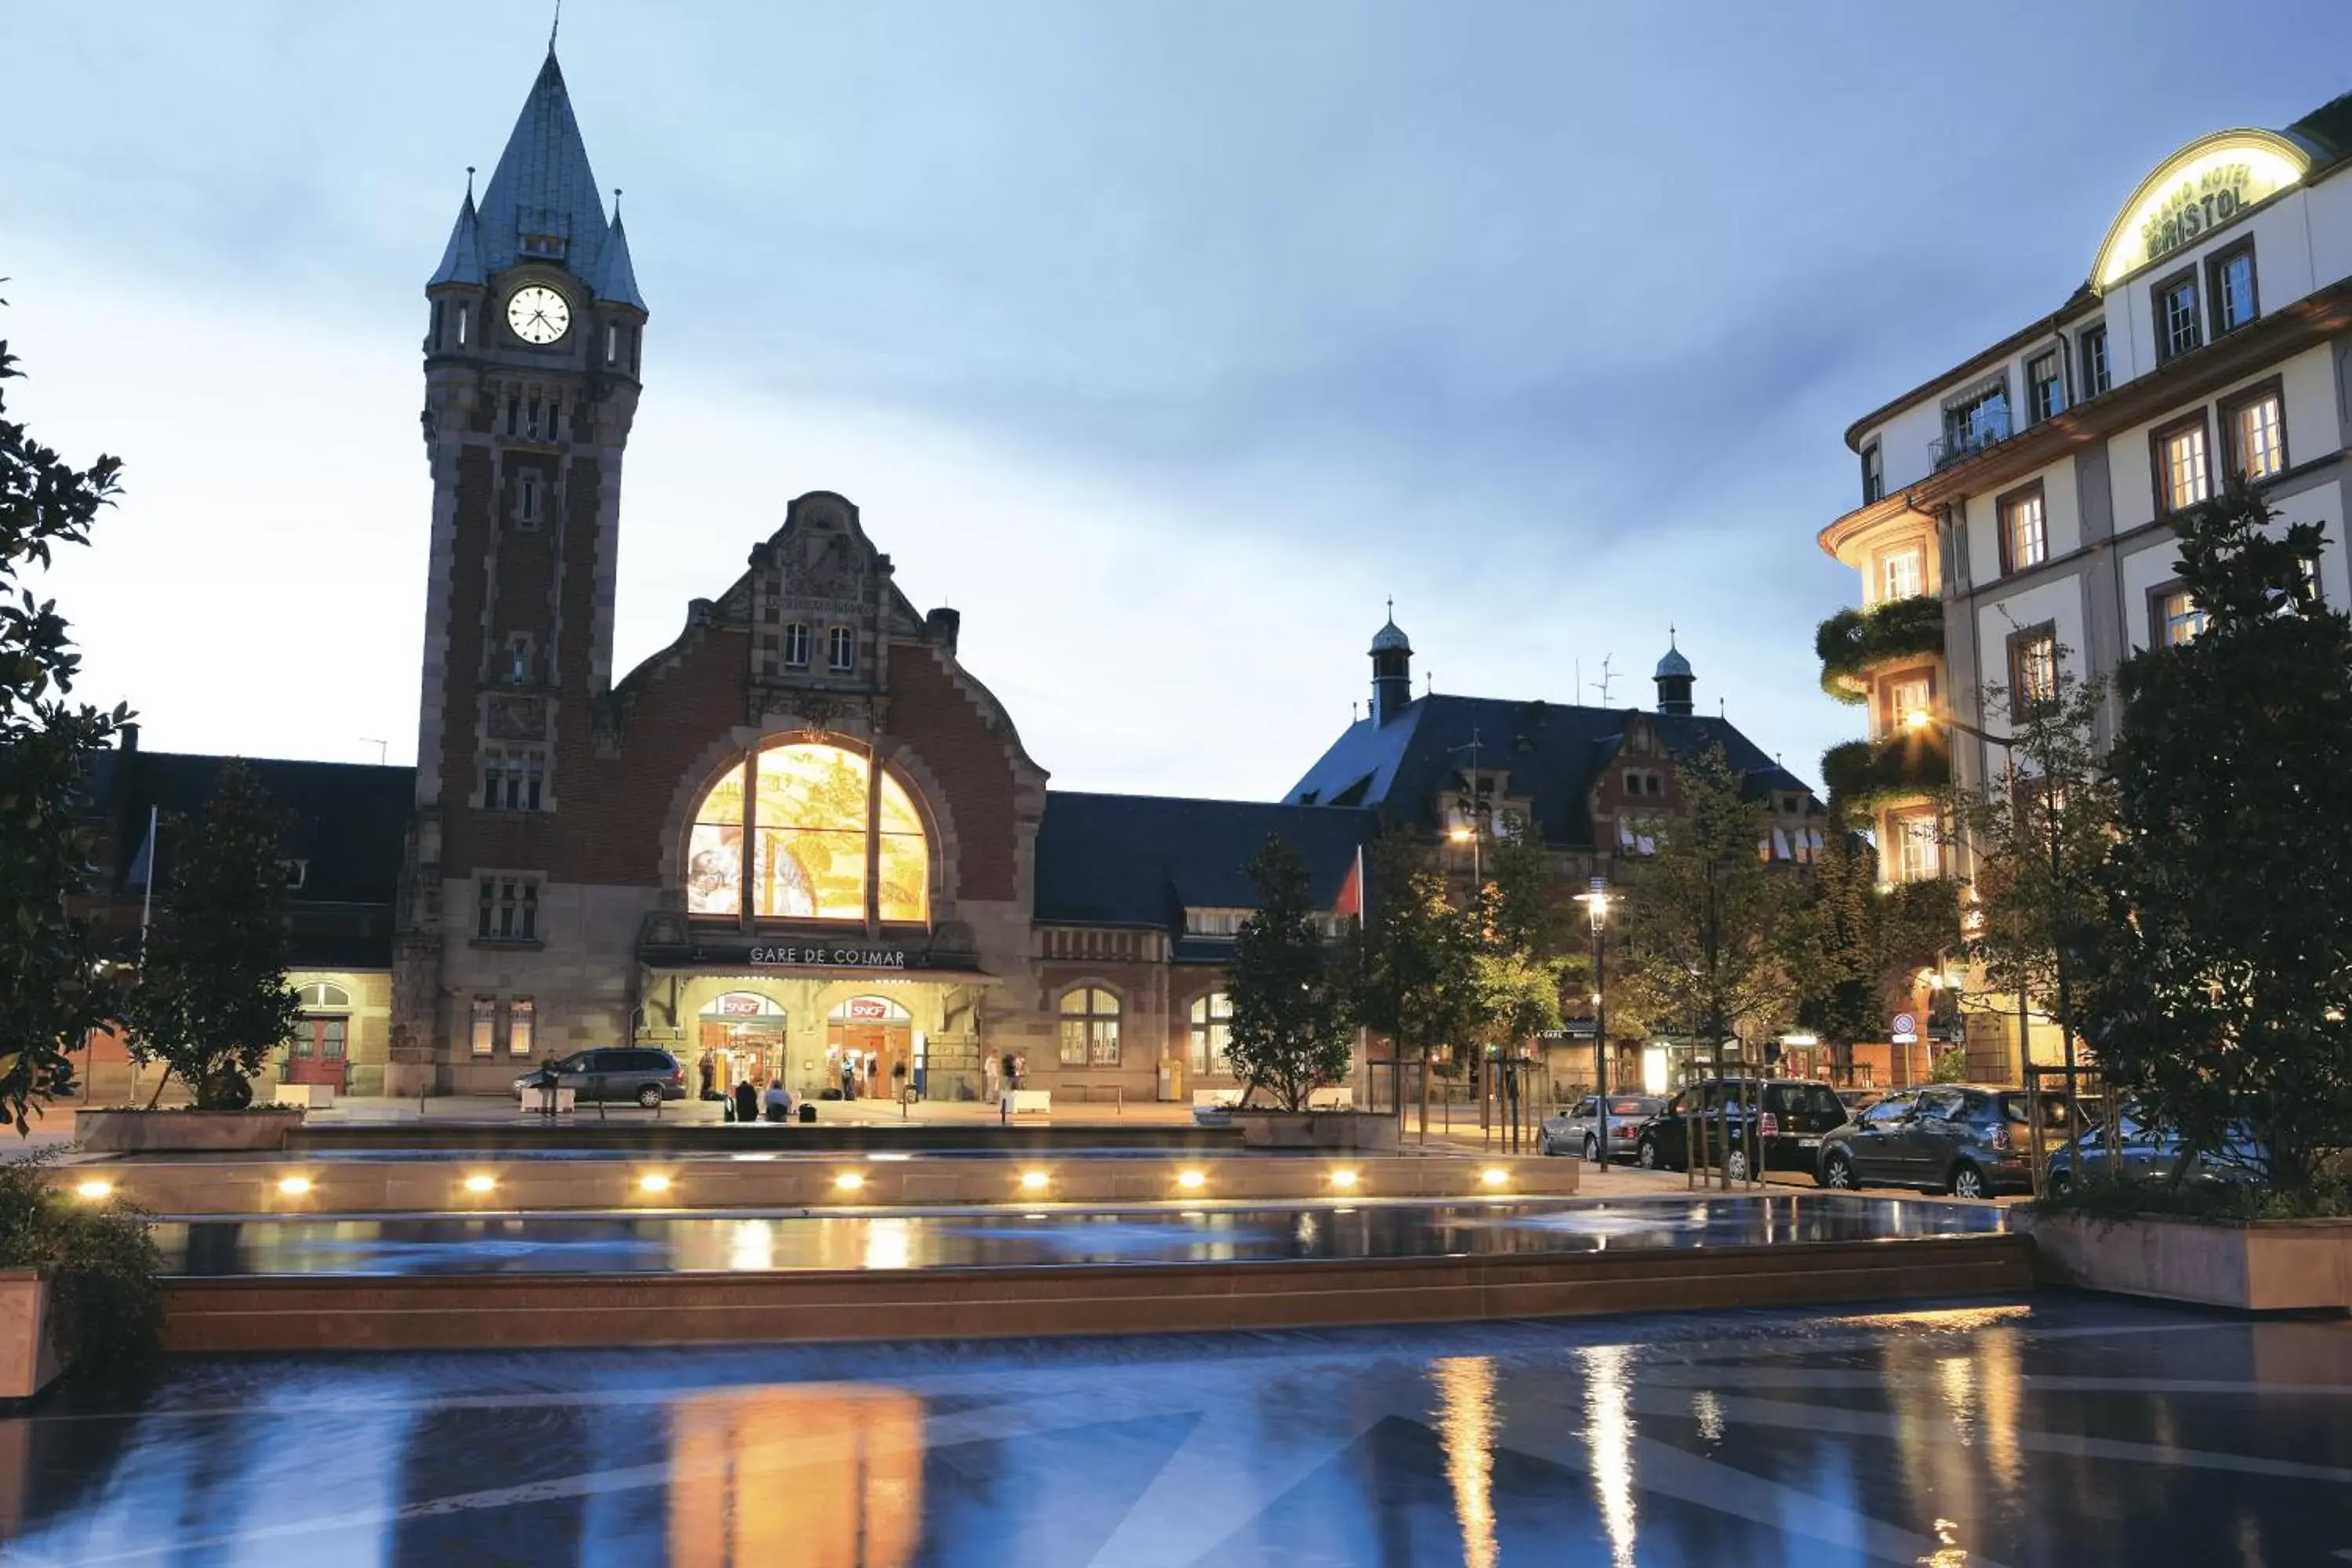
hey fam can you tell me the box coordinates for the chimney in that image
[119,721,140,754]
[924,607,961,655]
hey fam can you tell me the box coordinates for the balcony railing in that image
[1929,404,2015,470]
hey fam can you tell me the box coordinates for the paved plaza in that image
[3,1293,2346,1565]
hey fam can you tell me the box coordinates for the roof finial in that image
[1668,622,1678,648]
[549,0,561,53]
[612,187,623,220]
[1385,595,1394,620]
[465,165,476,201]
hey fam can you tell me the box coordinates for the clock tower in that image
[392,45,648,1091]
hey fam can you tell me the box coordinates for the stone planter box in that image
[74,1108,304,1153]
[2020,1210,2352,1312]
[1232,1110,1400,1152]
[0,1271,64,1403]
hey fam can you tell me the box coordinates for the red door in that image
[288,1018,347,1087]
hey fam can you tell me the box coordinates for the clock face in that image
[506,285,571,346]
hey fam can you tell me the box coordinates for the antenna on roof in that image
[1590,655,1616,708]
[1351,701,1359,723]
[549,0,561,53]
[1425,670,1433,698]
[359,737,389,765]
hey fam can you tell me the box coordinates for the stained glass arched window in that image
[684,742,929,924]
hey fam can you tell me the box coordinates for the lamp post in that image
[1573,877,1610,1166]
[1904,704,2080,1135]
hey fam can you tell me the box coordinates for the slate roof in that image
[82,750,415,969]
[1033,792,1373,950]
[426,193,485,287]
[1284,695,1813,849]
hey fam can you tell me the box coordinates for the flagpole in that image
[137,804,158,960]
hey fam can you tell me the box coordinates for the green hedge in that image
[1820,734,1950,808]
[1816,595,1946,704]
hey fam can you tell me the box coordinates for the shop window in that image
[470,996,497,1058]
[1189,992,1233,1076]
[2152,414,2212,515]
[684,741,928,924]
[477,876,539,941]
[1058,986,1121,1067]
[2220,380,2286,482]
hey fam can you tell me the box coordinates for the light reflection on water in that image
[1581,1343,1639,1568]
[669,1385,923,1568]
[1432,1356,1499,1568]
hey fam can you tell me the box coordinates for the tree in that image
[1947,648,2113,1107]
[1786,817,1956,1081]
[1615,747,1798,1081]
[0,305,130,1131]
[122,763,303,1109]
[1224,835,1355,1112]
[2076,482,2352,1201]
[1352,829,1484,1133]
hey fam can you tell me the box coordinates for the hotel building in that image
[1817,91,2352,1079]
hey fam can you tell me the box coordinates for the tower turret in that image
[1653,630,1695,716]
[1370,604,1413,725]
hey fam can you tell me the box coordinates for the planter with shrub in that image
[0,1152,162,1400]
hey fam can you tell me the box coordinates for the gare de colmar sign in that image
[750,944,913,970]
[2094,130,2309,290]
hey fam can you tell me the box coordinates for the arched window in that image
[1189,992,1233,1076]
[684,741,928,924]
[295,982,350,1011]
[1057,986,1120,1067]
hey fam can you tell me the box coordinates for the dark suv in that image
[513,1047,686,1108]
[1817,1083,2074,1198]
[1632,1079,1851,1183]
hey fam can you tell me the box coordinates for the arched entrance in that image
[288,982,352,1089]
[696,991,786,1098]
[826,994,913,1102]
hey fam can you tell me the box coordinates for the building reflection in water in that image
[1430,1356,1498,1568]
[1578,1344,1639,1568]
[669,1385,923,1568]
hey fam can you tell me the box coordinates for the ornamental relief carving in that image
[484,694,549,741]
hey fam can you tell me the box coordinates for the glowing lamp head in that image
[276,1175,313,1197]
[1019,1170,1050,1192]
[1904,707,1933,732]
[637,1173,673,1195]
[73,1180,114,1201]
[1329,1168,1359,1190]
[833,1172,866,1193]
[463,1173,497,1195]
[1480,1167,1509,1189]
[1176,1168,1207,1191]
[1447,826,1475,844]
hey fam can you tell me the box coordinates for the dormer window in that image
[827,626,856,673]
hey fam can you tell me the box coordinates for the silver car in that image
[1541,1095,1665,1161]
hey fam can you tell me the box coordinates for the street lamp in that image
[1447,822,1480,887]
[1573,877,1611,1165]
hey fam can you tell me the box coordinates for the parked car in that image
[513,1047,687,1108]
[1632,1079,1850,1182]
[1836,1088,1885,1117]
[1540,1096,1665,1161]
[2044,1108,2265,1194]
[1817,1083,2074,1198]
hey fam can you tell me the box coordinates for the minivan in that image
[514,1047,687,1108]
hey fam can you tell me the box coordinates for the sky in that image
[6,1,2351,800]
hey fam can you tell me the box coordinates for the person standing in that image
[983,1053,1001,1105]
[697,1051,717,1101]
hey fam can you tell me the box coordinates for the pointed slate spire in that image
[425,180,485,288]
[473,49,609,287]
[593,193,648,312]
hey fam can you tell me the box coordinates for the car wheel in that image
[1583,1136,1601,1163]
[637,1084,663,1110]
[1638,1138,1661,1171]
[1725,1149,1749,1183]
[1823,1152,1854,1190]
[2048,1168,2074,1196]
[1949,1161,1986,1200]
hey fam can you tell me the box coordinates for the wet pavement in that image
[3,1294,2347,1565]
[151,1194,2008,1278]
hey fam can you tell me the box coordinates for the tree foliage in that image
[0,306,129,1131]
[1614,748,1798,1052]
[1352,830,1483,1076]
[122,762,303,1109]
[2076,483,2352,1200]
[1225,835,1356,1112]
[1785,822,1956,1077]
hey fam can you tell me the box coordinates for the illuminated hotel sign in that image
[750,944,910,969]
[2093,130,2310,292]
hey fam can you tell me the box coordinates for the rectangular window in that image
[2220,380,2286,481]
[2209,242,2257,336]
[470,996,496,1058]
[517,471,542,528]
[781,622,811,669]
[1879,546,1924,602]
[525,396,543,441]
[457,305,471,348]
[2154,586,2208,647]
[503,394,519,437]
[1860,443,1883,505]
[509,997,535,1057]
[1892,810,1940,884]
[2154,270,2201,362]
[1940,379,2011,464]
[2078,325,2110,397]
[2007,625,2059,720]
[606,321,620,366]
[2027,350,2065,423]
[1998,483,2047,575]
[430,299,445,348]
[477,877,540,940]
[1886,673,1932,733]
[827,626,855,673]
[2151,414,2212,515]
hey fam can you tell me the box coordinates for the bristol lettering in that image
[2140,164,2248,265]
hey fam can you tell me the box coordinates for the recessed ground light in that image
[1020,1170,1050,1191]
[1177,1169,1207,1191]
[1329,1168,1359,1190]
[834,1172,866,1193]
[73,1180,113,1200]
[276,1176,314,1197]
[637,1173,673,1195]
[463,1174,497,1194]
[1480,1167,1509,1188]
